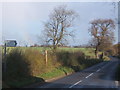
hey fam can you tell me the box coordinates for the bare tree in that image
[89,19,115,58]
[43,5,77,51]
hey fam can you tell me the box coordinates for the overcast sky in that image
[1,1,118,46]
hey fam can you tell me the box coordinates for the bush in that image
[3,48,61,87]
[56,51,85,67]
[5,49,30,79]
[24,49,46,76]
[4,48,61,77]
[103,56,110,61]
[55,51,102,72]
[56,51,102,71]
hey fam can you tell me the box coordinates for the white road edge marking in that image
[69,80,82,88]
[85,73,93,78]
[96,69,101,72]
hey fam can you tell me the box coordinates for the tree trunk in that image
[95,46,98,59]
[53,44,57,53]
[53,45,56,50]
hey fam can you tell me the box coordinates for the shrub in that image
[55,51,102,72]
[103,56,110,61]
[56,51,86,71]
[5,48,60,79]
[24,49,46,76]
[4,48,60,87]
[5,49,30,79]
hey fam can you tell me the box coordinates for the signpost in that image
[3,43,6,73]
[5,40,17,47]
[3,40,17,73]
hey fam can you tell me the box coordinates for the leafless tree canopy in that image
[43,5,77,50]
[89,19,115,58]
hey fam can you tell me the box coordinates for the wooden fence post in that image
[45,50,48,65]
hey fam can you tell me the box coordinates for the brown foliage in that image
[89,19,115,58]
[113,43,120,56]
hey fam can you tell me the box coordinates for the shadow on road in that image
[38,82,118,89]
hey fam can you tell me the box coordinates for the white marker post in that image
[45,50,48,66]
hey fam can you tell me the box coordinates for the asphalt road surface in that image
[38,57,120,89]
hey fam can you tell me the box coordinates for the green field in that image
[2,46,108,61]
[2,47,96,58]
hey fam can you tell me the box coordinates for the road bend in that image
[38,57,120,88]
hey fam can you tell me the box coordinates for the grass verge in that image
[38,66,74,80]
[3,76,45,88]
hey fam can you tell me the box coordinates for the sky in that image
[0,1,119,46]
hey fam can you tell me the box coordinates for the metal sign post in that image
[4,43,6,73]
[3,40,17,73]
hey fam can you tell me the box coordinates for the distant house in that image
[5,40,17,47]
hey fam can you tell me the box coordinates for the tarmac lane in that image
[38,57,120,89]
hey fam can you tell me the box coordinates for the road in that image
[38,57,120,89]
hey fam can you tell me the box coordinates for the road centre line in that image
[69,80,82,88]
[85,73,93,78]
[69,64,107,88]
[69,73,94,88]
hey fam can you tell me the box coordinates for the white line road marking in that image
[69,65,107,88]
[115,81,119,87]
[85,73,93,78]
[96,69,101,72]
[69,80,82,88]
[69,73,94,88]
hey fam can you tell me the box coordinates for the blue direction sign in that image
[5,40,17,47]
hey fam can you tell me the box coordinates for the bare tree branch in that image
[42,5,77,50]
